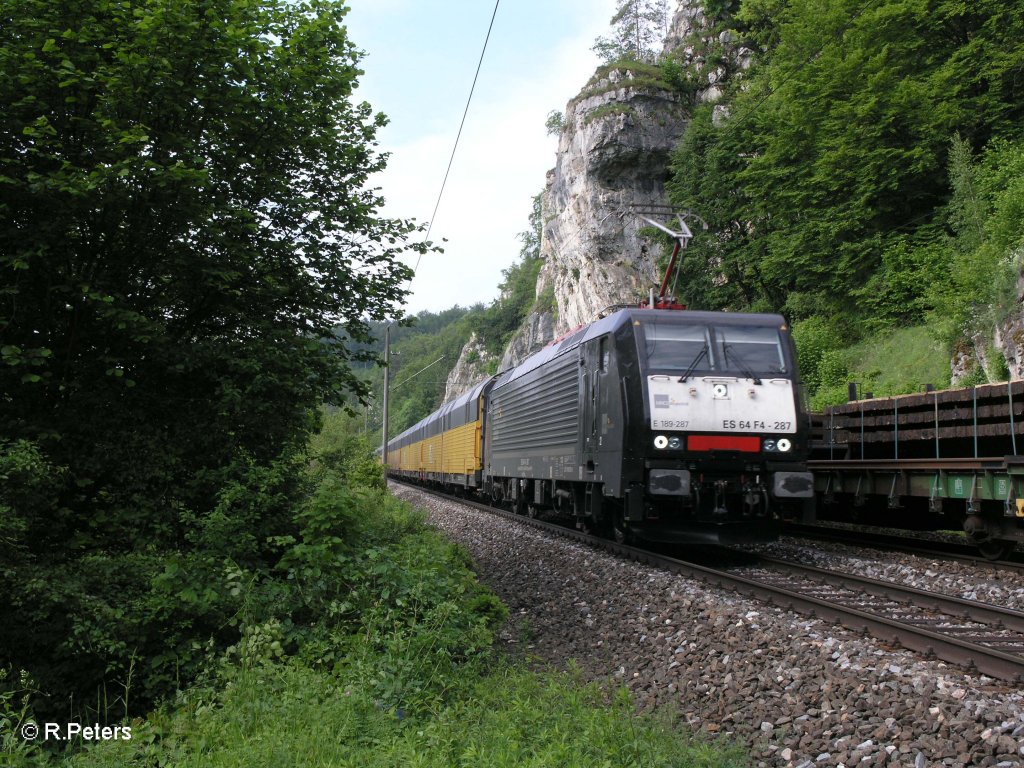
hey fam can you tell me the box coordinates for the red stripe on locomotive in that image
[688,435,761,453]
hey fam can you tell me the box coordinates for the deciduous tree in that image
[0,0,428,714]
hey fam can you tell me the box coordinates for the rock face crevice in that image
[540,69,689,336]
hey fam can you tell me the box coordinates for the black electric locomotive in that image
[482,307,813,544]
[386,214,814,544]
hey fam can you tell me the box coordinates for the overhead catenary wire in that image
[414,0,502,278]
[390,355,448,391]
[382,2,500,452]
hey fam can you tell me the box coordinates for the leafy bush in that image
[309,409,385,490]
[791,317,850,399]
[931,135,1024,347]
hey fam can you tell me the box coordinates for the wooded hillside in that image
[666,0,1024,405]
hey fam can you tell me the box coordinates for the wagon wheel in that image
[513,490,527,516]
[976,538,1012,561]
[612,511,634,546]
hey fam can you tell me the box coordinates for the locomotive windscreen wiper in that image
[722,344,761,385]
[678,344,708,382]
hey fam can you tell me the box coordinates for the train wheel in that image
[513,492,526,516]
[612,512,634,546]
[976,539,1012,561]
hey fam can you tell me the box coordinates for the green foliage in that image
[807,325,953,408]
[734,0,788,51]
[0,440,65,568]
[469,248,544,359]
[670,0,1024,323]
[850,236,952,330]
[0,0,426,507]
[67,659,746,768]
[270,474,506,715]
[309,409,386,490]
[534,282,557,316]
[1,667,45,766]
[791,316,858,409]
[545,110,565,136]
[0,0,436,722]
[930,135,1024,344]
[669,104,777,311]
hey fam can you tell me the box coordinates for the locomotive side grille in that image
[491,354,580,454]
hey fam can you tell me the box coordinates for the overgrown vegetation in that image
[0,0,434,730]
[62,660,747,768]
[4,415,747,767]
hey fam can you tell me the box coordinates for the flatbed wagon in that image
[809,382,1024,558]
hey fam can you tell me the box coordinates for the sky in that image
[344,0,619,316]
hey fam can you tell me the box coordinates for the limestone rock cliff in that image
[499,310,555,372]
[539,65,689,335]
[664,1,754,104]
[443,0,730,399]
[442,333,494,403]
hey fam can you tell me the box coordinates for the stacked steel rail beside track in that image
[808,383,1024,558]
[812,381,1024,461]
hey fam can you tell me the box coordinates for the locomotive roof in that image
[493,308,787,389]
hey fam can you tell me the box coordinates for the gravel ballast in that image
[391,483,1024,767]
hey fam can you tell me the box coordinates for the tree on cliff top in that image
[593,0,672,64]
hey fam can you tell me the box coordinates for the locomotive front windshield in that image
[641,320,787,376]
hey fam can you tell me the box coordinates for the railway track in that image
[726,555,1024,683]
[782,522,1024,572]
[393,479,1024,683]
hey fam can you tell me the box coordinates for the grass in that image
[811,323,954,408]
[583,104,639,126]
[64,661,746,768]
[844,325,951,397]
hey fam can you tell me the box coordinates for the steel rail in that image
[392,480,1024,683]
[782,523,1024,571]
[750,555,1024,633]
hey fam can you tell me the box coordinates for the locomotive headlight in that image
[668,436,682,450]
[712,383,729,399]
[654,435,669,449]
[763,439,776,452]
[777,438,792,452]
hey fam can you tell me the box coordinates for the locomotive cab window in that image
[640,320,787,377]
[717,326,786,375]
[641,322,715,373]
